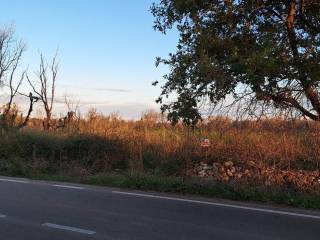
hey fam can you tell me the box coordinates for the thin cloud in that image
[0,95,109,106]
[54,97,109,105]
[93,87,129,93]
[59,85,130,93]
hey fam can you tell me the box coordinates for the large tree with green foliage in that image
[151,0,320,124]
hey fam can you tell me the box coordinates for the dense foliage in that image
[152,0,320,124]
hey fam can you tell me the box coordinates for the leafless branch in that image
[27,50,59,130]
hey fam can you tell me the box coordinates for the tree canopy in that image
[151,0,320,124]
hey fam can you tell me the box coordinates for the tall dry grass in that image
[1,109,320,193]
[23,110,320,173]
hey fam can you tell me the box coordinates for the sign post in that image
[201,138,211,162]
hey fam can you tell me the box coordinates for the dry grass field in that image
[1,109,320,204]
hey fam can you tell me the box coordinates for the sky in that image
[0,0,178,119]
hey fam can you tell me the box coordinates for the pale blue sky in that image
[0,0,178,118]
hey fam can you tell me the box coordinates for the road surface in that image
[0,176,319,240]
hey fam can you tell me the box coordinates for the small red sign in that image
[201,138,210,147]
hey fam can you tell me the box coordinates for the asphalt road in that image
[0,177,319,240]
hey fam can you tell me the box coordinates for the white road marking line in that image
[0,178,29,184]
[112,191,320,220]
[42,223,96,235]
[0,214,6,218]
[52,184,84,190]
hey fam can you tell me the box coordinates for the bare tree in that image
[64,94,80,114]
[55,95,80,129]
[27,52,58,130]
[0,25,53,129]
[0,25,27,127]
[18,92,39,128]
